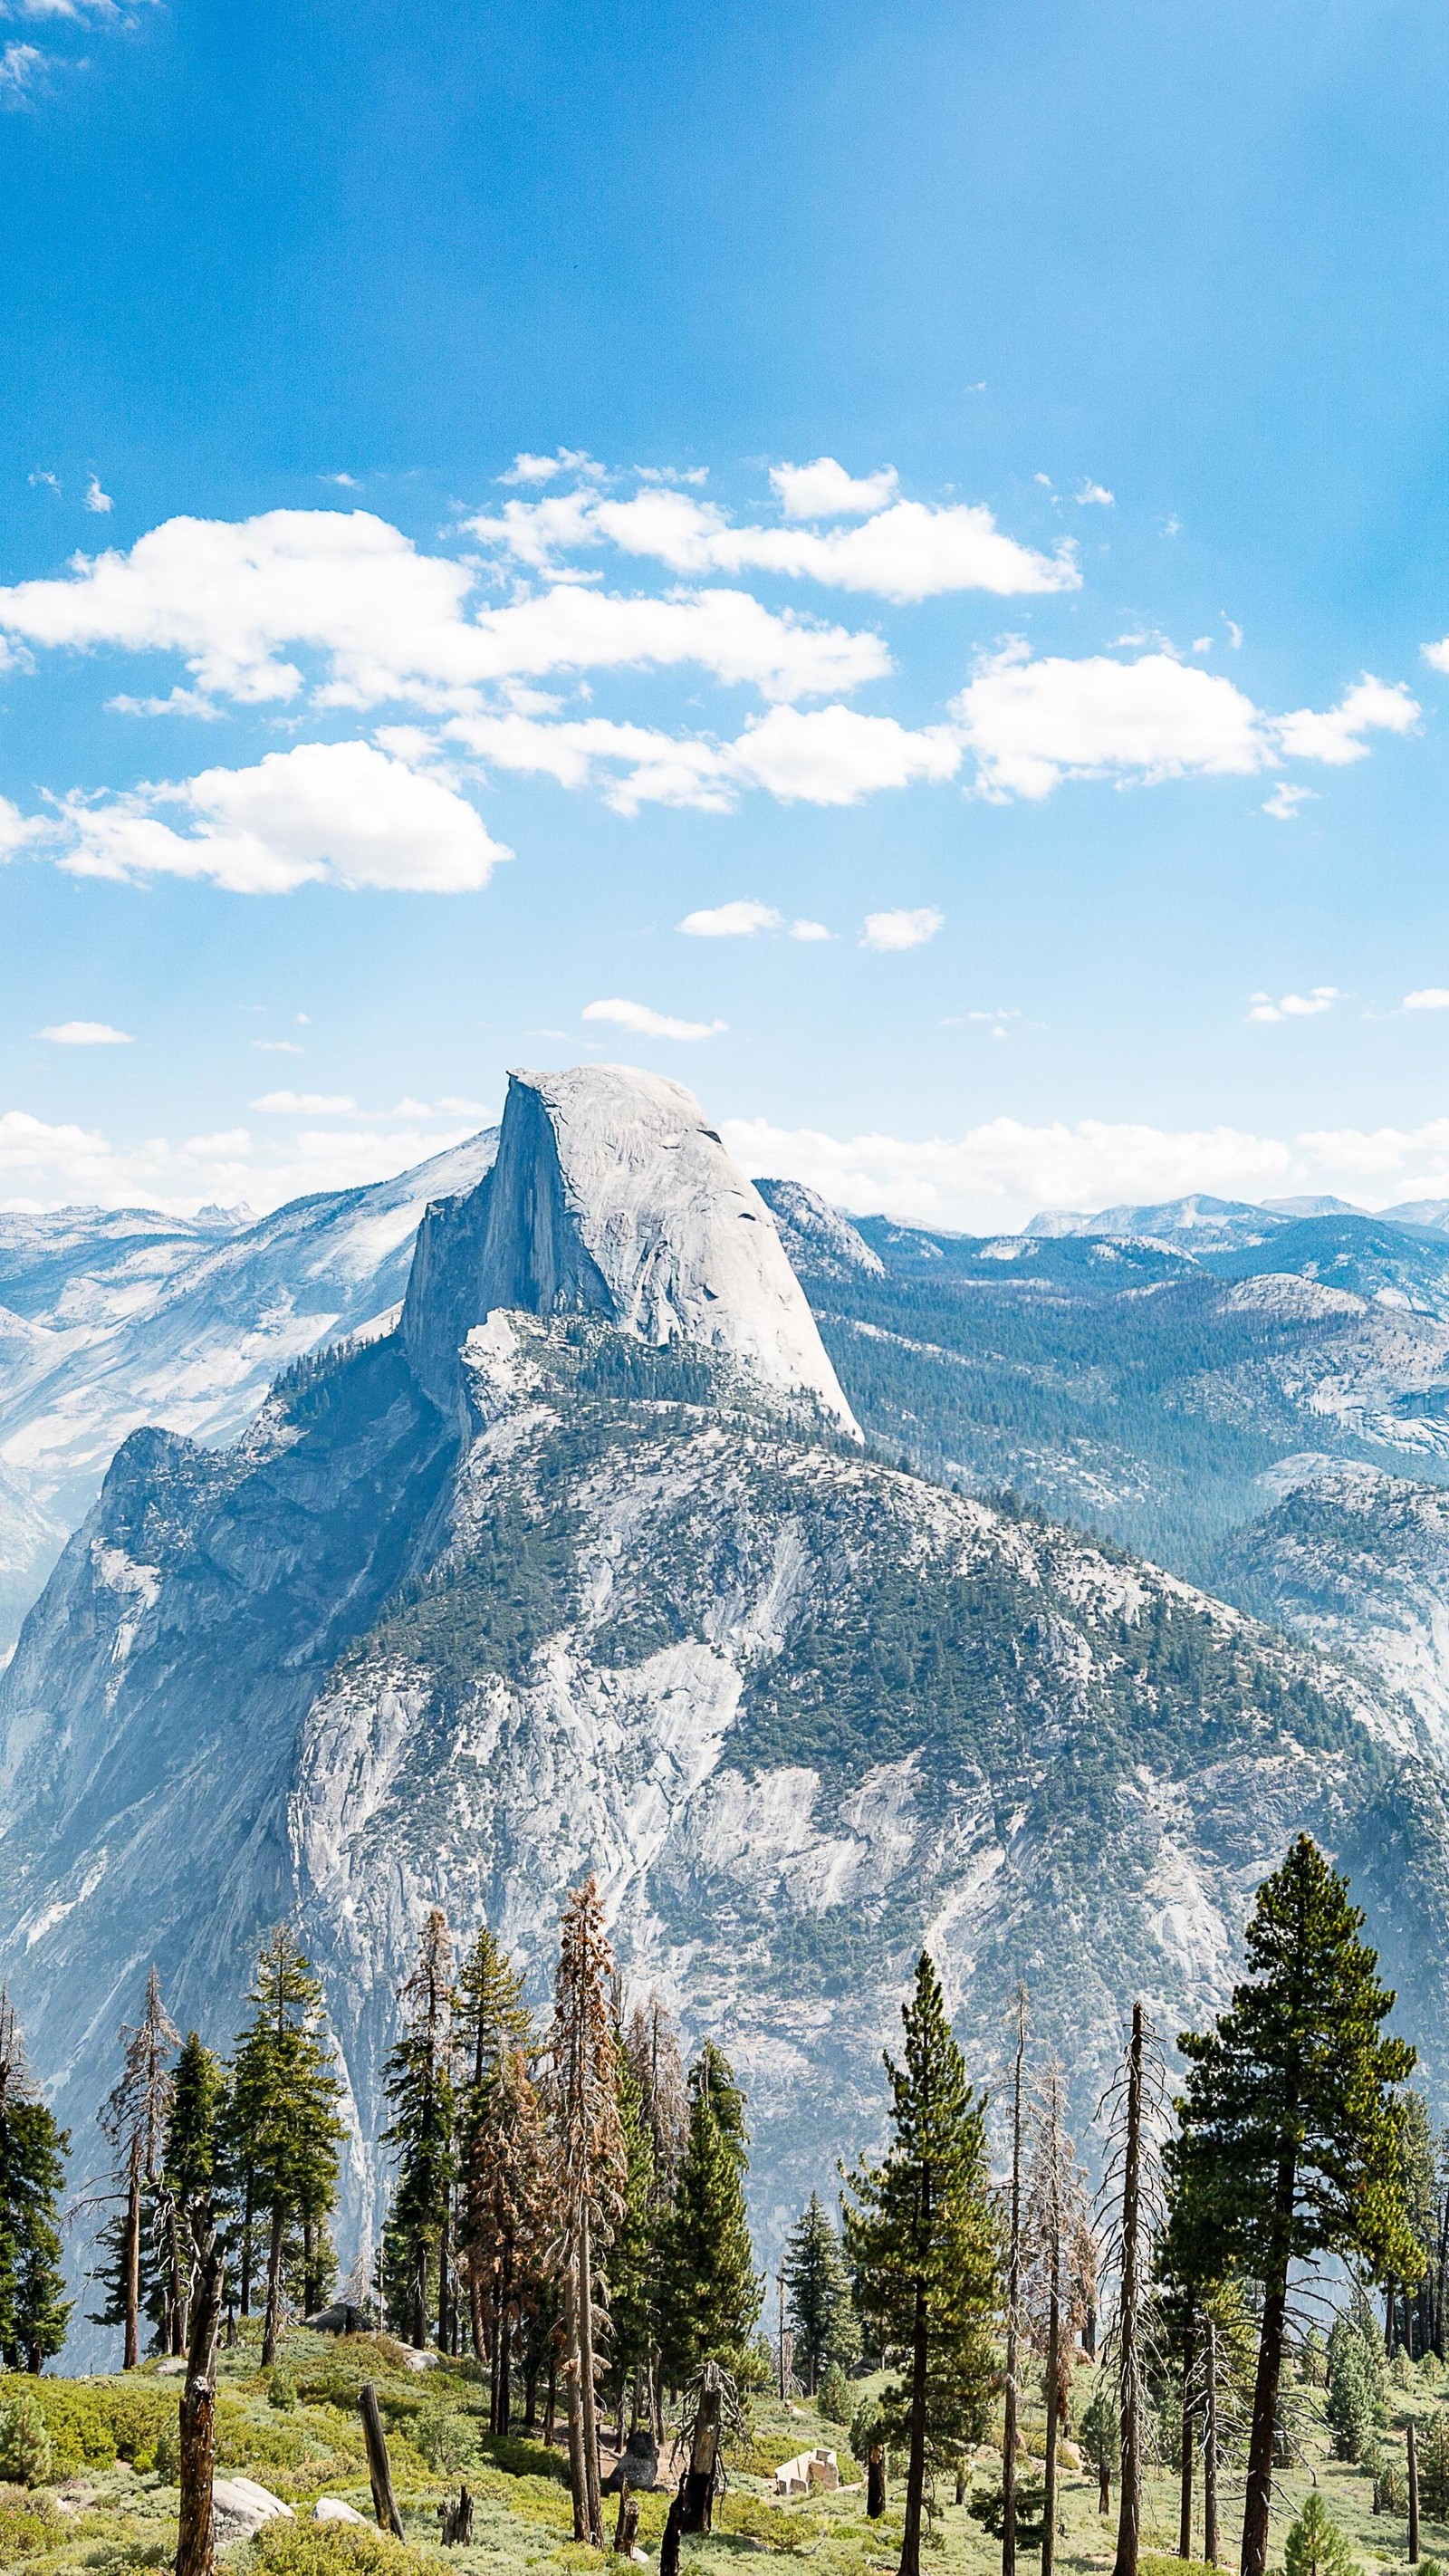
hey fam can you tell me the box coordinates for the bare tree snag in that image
[615,2485,640,2556]
[175,2236,224,2576]
[1203,2319,1219,2568]
[868,2443,887,2518]
[681,2361,722,2533]
[1003,1987,1027,2576]
[360,2381,405,2539]
[1409,2418,1420,2567]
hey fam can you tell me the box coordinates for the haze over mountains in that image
[9,1065,1449,2357]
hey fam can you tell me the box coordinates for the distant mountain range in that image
[8,1071,1449,2360]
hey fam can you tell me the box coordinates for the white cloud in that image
[1,41,44,96]
[1404,989,1449,1012]
[952,646,1266,800]
[83,474,112,514]
[860,907,945,953]
[1273,675,1419,765]
[500,453,563,485]
[0,795,47,856]
[467,484,1080,602]
[0,507,886,713]
[768,458,900,519]
[948,649,1418,803]
[790,918,831,941]
[250,1091,358,1113]
[1247,986,1339,1024]
[581,998,727,1042]
[677,899,782,937]
[253,1039,302,1055]
[729,706,961,805]
[37,1019,133,1044]
[55,739,510,894]
[1076,482,1115,507]
[1262,783,1317,820]
[0,1106,480,1216]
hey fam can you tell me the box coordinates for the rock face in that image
[6,1067,1449,2360]
[401,1066,858,1436]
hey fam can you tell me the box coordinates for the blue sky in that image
[5,0,1449,1227]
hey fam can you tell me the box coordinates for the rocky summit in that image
[5,1064,1449,2325]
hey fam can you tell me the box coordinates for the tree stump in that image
[680,2361,721,2533]
[614,2484,640,2556]
[440,2483,475,2546]
[659,2489,685,2576]
[359,2383,405,2539]
[867,2444,887,2519]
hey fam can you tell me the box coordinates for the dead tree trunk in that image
[261,2204,285,2368]
[1112,2004,1146,2576]
[123,2139,142,2370]
[615,2486,640,2556]
[1003,1990,1026,2576]
[1042,2253,1061,2576]
[1409,2419,1421,2567]
[175,2237,225,2576]
[868,2443,887,2518]
[360,2381,405,2539]
[440,2485,474,2545]
[1178,2312,1195,2564]
[1203,2320,1219,2569]
[659,2489,685,2576]
[681,2363,722,2533]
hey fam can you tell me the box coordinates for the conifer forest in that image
[4,1834,1449,2576]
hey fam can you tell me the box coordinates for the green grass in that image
[5,2332,1446,2576]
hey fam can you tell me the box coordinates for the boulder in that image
[603,2431,660,2494]
[314,2498,369,2525]
[303,2302,369,2335]
[210,2478,295,2542]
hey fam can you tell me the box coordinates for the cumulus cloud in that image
[1262,783,1317,820]
[1404,989,1449,1011]
[83,475,112,514]
[0,508,887,713]
[1273,676,1419,764]
[725,1113,1449,1234]
[438,701,959,816]
[768,458,900,519]
[948,648,1419,802]
[581,998,727,1042]
[677,899,782,937]
[860,907,944,953]
[53,740,510,894]
[0,795,47,856]
[790,918,831,941]
[1076,482,1115,507]
[468,484,1080,603]
[0,1107,481,1216]
[1247,987,1339,1024]
[37,1019,133,1044]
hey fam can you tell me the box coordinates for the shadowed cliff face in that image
[5,1069,1449,2364]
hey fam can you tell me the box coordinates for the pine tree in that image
[229,1927,345,2367]
[1171,1836,1420,2576]
[1283,2492,1355,2576]
[603,2030,657,2436]
[0,1993,71,2372]
[782,2194,859,2395]
[547,1876,627,2547]
[460,2044,551,2434]
[382,1908,458,2350]
[92,1966,178,2368]
[455,1918,533,2360]
[624,1991,687,2433]
[155,2032,225,2356]
[843,1951,1000,2576]
[657,2041,762,2388]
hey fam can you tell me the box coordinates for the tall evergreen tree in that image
[624,1991,687,2433]
[154,2032,225,2355]
[0,1993,71,2372]
[1022,2060,1089,2576]
[228,1927,345,2367]
[782,2194,859,2395]
[657,2041,762,2387]
[461,2043,551,2433]
[603,2029,657,2436]
[382,1908,458,2349]
[844,1951,1000,2576]
[547,1875,627,2547]
[455,1918,533,2360]
[1170,1836,1420,2576]
[92,1966,178,2368]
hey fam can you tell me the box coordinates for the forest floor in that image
[0,2328,1441,2576]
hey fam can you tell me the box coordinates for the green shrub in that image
[269,2369,300,2413]
[413,2404,477,2472]
[0,2485,62,2553]
[249,2520,436,2576]
[0,2394,53,2487]
[153,2419,181,2483]
[818,2362,852,2427]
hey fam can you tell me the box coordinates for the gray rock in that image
[210,2478,294,2542]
